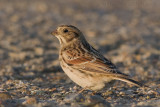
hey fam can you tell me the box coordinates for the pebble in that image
[86,30,97,37]
[34,47,44,56]
[86,95,111,107]
[64,93,85,103]
[9,52,27,60]
[23,97,37,104]
[0,92,12,101]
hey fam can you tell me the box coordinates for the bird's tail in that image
[113,76,143,87]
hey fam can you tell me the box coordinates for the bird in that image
[51,25,143,91]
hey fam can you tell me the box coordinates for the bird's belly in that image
[60,61,111,90]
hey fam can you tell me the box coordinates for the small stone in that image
[126,90,134,95]
[0,92,12,101]
[34,47,44,56]
[86,30,97,37]
[102,91,113,96]
[36,3,48,13]
[9,52,26,60]
[48,88,57,92]
[119,92,125,96]
[64,93,85,103]
[88,95,104,103]
[23,97,37,104]
[10,15,19,23]
[146,96,150,99]
[135,55,141,61]
[87,95,111,107]
[75,94,85,102]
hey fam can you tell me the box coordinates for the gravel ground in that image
[0,0,160,107]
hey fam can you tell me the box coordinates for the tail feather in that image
[114,76,143,87]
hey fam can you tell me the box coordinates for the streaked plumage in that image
[51,25,143,91]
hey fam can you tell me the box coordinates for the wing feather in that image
[62,49,128,76]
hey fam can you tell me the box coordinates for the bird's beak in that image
[51,29,58,36]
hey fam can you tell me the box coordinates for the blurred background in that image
[0,0,160,106]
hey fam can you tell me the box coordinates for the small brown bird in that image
[51,25,143,91]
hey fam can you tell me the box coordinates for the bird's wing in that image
[62,48,128,77]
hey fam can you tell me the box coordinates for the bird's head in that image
[51,25,84,45]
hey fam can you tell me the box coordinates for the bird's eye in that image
[63,29,68,33]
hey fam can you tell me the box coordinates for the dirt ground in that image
[0,0,160,107]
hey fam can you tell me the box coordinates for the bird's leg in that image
[91,91,98,95]
[78,87,88,94]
